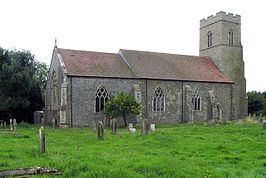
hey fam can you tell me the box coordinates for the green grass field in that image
[0,120,265,177]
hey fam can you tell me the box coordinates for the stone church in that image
[45,11,247,127]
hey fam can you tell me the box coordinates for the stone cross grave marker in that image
[111,119,117,134]
[97,121,104,140]
[39,126,45,153]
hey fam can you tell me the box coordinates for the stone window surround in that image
[207,31,213,47]
[192,91,201,111]
[229,29,234,46]
[94,86,109,113]
[152,87,165,112]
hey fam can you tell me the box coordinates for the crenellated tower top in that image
[200,11,241,28]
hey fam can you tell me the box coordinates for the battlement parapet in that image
[200,11,241,28]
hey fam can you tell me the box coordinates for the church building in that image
[45,11,247,127]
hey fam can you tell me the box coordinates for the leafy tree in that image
[247,91,264,115]
[0,47,47,123]
[102,91,142,127]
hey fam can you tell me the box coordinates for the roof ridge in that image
[119,49,207,59]
[58,48,117,55]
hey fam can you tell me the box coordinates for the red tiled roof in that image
[58,48,233,83]
[58,48,136,78]
[120,49,233,83]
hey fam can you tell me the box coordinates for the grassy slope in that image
[0,122,265,177]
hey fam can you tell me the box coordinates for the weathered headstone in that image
[263,120,266,130]
[111,119,117,134]
[52,119,56,130]
[13,119,18,135]
[248,113,251,117]
[142,119,149,135]
[97,121,104,140]
[151,124,155,131]
[41,117,45,127]
[259,113,262,118]
[34,111,44,124]
[92,121,96,132]
[3,121,6,127]
[253,113,256,120]
[129,123,133,129]
[10,119,13,131]
[104,115,110,127]
[39,126,45,153]
[0,120,3,127]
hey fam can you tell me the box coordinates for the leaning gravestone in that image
[263,120,266,130]
[39,126,45,153]
[111,119,117,134]
[98,121,104,140]
[10,119,13,131]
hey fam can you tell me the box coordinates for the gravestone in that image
[0,120,3,127]
[151,124,155,131]
[3,121,6,127]
[34,111,44,124]
[10,119,13,131]
[263,120,266,130]
[253,113,256,120]
[142,119,149,135]
[129,123,133,129]
[41,117,45,127]
[39,126,45,153]
[259,113,262,118]
[13,119,18,135]
[104,115,110,127]
[111,119,117,134]
[92,121,96,132]
[97,121,104,140]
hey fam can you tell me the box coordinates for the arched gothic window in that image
[229,31,233,46]
[95,86,109,113]
[52,71,58,111]
[153,87,165,112]
[192,91,201,111]
[207,31,213,47]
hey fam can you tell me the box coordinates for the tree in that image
[102,91,142,127]
[0,47,47,123]
[247,91,264,115]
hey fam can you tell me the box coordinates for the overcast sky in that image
[0,0,265,92]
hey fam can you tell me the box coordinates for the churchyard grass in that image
[0,121,265,177]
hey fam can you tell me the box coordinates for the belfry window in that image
[153,87,165,112]
[207,31,213,47]
[229,31,233,46]
[95,86,108,113]
[192,91,201,111]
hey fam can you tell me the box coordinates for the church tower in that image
[199,11,247,119]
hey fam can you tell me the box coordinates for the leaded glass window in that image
[95,86,108,113]
[192,91,201,111]
[153,87,165,112]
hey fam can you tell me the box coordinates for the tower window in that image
[192,91,201,111]
[95,86,109,113]
[207,31,213,47]
[229,31,233,46]
[153,87,165,112]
